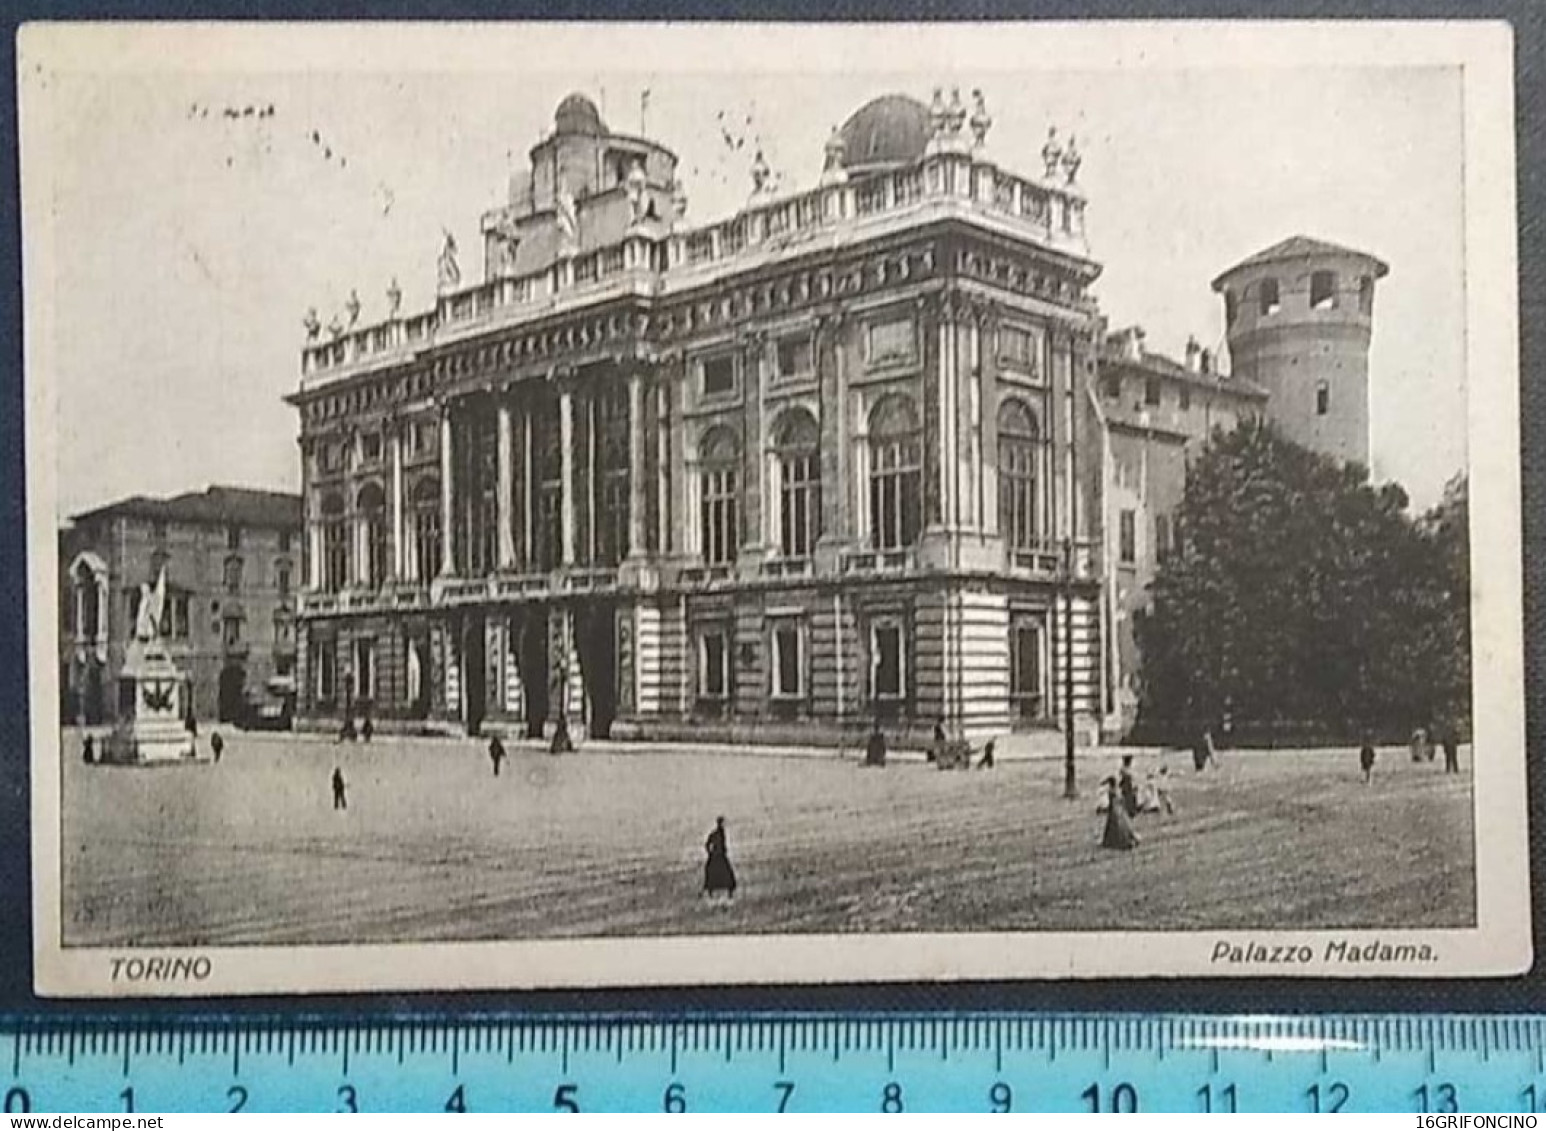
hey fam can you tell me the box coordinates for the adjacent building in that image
[60,486,303,724]
[285,88,1382,744]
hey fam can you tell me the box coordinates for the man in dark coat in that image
[1359,733,1377,785]
[331,766,348,810]
[864,724,887,767]
[210,731,224,763]
[82,735,95,765]
[488,734,507,776]
[1118,754,1140,816]
[1442,728,1461,774]
[977,739,996,770]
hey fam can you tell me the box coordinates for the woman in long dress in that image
[1100,778,1140,850]
[703,816,738,900]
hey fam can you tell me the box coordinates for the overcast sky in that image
[31,27,1467,515]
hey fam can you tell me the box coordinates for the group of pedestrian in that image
[337,715,374,744]
[1098,754,1175,852]
[1361,723,1464,785]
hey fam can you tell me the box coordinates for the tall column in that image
[559,388,576,566]
[656,383,671,553]
[522,408,534,568]
[308,517,323,590]
[627,371,647,557]
[496,400,515,570]
[439,405,455,577]
[390,426,405,581]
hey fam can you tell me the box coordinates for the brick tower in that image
[1212,236,1389,468]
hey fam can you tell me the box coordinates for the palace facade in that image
[287,89,1367,746]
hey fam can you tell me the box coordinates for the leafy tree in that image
[1133,420,1470,745]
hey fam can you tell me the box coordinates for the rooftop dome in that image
[554,92,606,137]
[837,94,931,174]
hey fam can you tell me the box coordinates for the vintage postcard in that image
[20,21,1528,996]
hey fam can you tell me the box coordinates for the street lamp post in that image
[1061,537,1078,799]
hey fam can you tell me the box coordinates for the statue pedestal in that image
[103,639,202,765]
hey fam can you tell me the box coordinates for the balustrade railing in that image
[301,152,1085,382]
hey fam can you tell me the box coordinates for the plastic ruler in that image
[2,1014,1543,1113]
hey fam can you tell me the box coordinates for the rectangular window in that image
[1358,275,1375,315]
[1310,270,1337,311]
[1103,373,1122,400]
[152,521,168,545]
[1144,376,1162,407]
[279,530,292,553]
[314,640,336,702]
[171,594,189,640]
[1316,380,1331,416]
[776,336,812,381]
[701,468,739,565]
[866,318,915,366]
[1179,384,1191,412]
[1010,619,1043,719]
[227,525,242,550]
[1155,514,1173,563]
[702,355,736,397]
[699,629,730,699]
[354,638,376,701]
[771,622,803,699]
[362,432,383,463]
[273,612,292,647]
[277,563,292,598]
[999,326,1038,371]
[1259,277,1281,316]
[1119,509,1137,565]
[871,620,905,700]
[221,616,242,646]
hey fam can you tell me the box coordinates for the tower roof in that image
[836,94,932,175]
[1211,235,1389,291]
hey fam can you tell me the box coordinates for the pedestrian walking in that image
[210,731,224,763]
[977,739,996,770]
[1100,778,1140,850]
[82,734,95,765]
[488,734,507,777]
[331,766,348,810]
[702,816,737,901]
[1442,727,1461,774]
[1359,733,1377,785]
[864,723,887,767]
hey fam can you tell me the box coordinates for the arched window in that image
[409,478,441,582]
[772,408,821,560]
[357,482,388,589]
[868,395,921,551]
[699,426,740,566]
[320,492,348,592]
[997,398,1043,551]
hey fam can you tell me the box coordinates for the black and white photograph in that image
[20,21,1529,995]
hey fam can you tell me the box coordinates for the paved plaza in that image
[60,732,1475,947]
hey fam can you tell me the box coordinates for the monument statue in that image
[1061,134,1082,184]
[386,276,402,317]
[134,569,166,641]
[303,307,321,341]
[107,565,200,764]
[345,288,362,327]
[970,89,992,148]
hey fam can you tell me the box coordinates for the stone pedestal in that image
[103,639,202,765]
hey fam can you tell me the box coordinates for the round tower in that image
[1212,236,1388,469]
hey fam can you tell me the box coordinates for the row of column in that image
[308,371,652,592]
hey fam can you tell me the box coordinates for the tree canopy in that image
[1133,419,1470,745]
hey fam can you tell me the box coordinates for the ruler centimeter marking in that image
[1,1015,1544,1113]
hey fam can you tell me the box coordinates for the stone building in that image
[1212,235,1388,469]
[289,90,1112,745]
[1092,326,1267,725]
[286,89,1385,745]
[59,486,303,724]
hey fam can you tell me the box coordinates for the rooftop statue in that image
[1061,134,1082,184]
[969,89,992,148]
[345,288,361,327]
[437,229,461,290]
[1041,126,1063,180]
[386,276,402,318]
[303,307,321,342]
